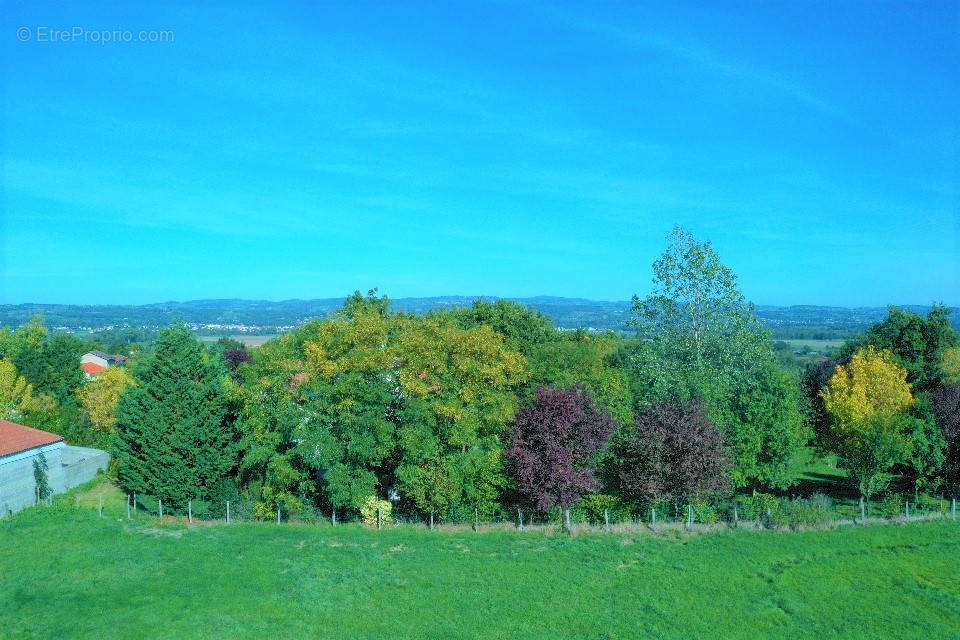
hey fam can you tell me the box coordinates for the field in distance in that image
[197,334,277,348]
[782,338,845,354]
[2,482,958,639]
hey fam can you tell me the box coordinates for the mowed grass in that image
[2,487,959,639]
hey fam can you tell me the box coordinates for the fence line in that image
[44,491,960,534]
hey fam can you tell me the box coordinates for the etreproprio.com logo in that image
[17,26,174,44]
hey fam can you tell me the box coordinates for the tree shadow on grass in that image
[791,472,859,500]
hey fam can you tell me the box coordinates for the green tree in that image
[234,290,400,521]
[629,226,810,490]
[296,307,399,516]
[114,326,238,511]
[631,226,755,369]
[233,329,312,519]
[900,396,946,495]
[451,441,508,522]
[36,333,85,403]
[714,358,810,489]
[396,456,457,528]
[527,332,633,428]
[452,299,559,355]
[397,313,527,452]
[394,313,527,518]
[839,306,957,391]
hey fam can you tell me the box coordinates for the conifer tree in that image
[114,326,237,510]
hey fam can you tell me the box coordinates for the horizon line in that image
[0,295,956,311]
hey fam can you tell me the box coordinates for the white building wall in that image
[0,442,65,516]
[0,443,110,517]
[81,353,110,368]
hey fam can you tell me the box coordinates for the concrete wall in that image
[0,442,64,516]
[60,446,110,491]
[0,443,110,517]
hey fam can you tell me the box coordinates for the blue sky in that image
[2,1,957,306]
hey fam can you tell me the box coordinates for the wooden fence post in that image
[159,498,163,520]
[277,504,281,524]
[905,501,910,520]
[859,497,865,521]
[474,508,478,532]
[517,508,523,531]
[133,492,136,518]
[651,507,657,529]
[188,500,193,525]
[99,495,103,518]
[604,508,610,532]
[734,506,739,527]
[226,501,230,524]
[953,498,956,521]
[127,494,131,519]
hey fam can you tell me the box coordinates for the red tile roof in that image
[82,362,107,376]
[0,420,64,457]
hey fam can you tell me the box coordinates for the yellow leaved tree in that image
[821,346,914,501]
[76,366,134,434]
[941,346,960,384]
[0,358,53,423]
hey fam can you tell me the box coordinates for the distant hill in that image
[0,297,955,337]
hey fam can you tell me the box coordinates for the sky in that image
[1,1,957,306]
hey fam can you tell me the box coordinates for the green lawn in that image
[2,484,959,639]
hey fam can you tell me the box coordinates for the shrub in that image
[913,493,948,515]
[691,499,719,524]
[32,453,51,500]
[581,494,631,525]
[359,496,392,528]
[783,494,835,528]
[646,498,673,523]
[878,493,904,519]
[732,493,834,529]
[204,478,243,519]
[736,492,780,522]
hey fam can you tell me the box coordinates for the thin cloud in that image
[526,2,848,121]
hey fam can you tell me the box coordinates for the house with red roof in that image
[81,351,127,379]
[0,420,110,516]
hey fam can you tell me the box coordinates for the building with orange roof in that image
[0,420,110,516]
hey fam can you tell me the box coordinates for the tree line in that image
[2,226,958,526]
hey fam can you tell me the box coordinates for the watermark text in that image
[17,26,175,44]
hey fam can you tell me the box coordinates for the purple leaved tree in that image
[932,384,960,490]
[506,386,617,531]
[617,402,729,513]
[224,348,253,371]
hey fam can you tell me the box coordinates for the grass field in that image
[196,334,278,348]
[2,482,959,639]
[783,339,845,354]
